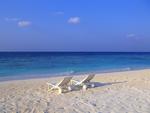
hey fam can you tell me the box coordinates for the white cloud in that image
[4,17,31,28]
[126,33,141,40]
[5,17,20,22]
[51,11,64,16]
[55,11,64,15]
[18,21,31,27]
[68,17,80,24]
[126,33,136,38]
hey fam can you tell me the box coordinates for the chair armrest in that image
[47,82,55,87]
[71,80,79,84]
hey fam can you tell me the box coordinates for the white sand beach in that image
[1,69,150,113]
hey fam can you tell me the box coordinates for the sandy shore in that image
[1,69,150,113]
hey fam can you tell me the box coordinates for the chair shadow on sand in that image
[67,81,127,93]
[92,81,127,87]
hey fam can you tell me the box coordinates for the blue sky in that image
[0,0,150,51]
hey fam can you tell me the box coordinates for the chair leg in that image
[68,86,72,91]
[48,86,55,92]
[82,85,87,91]
[48,86,51,92]
[58,87,62,94]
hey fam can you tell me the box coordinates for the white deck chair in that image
[71,74,95,90]
[47,76,73,94]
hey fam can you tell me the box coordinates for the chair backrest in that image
[58,76,73,87]
[81,74,95,83]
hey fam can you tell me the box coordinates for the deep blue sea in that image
[0,52,150,81]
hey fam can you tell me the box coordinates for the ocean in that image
[0,52,150,81]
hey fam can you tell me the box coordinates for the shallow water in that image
[0,52,150,80]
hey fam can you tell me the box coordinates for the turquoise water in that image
[0,52,150,81]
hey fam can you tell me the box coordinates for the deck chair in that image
[71,74,95,90]
[47,76,73,94]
